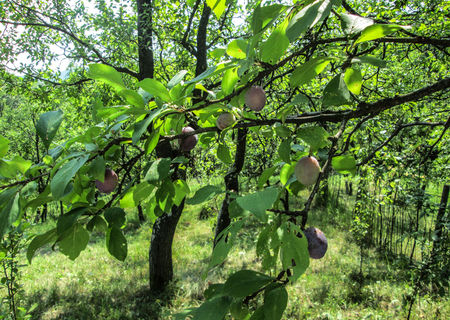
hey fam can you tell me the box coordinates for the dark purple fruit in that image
[95,168,118,194]
[245,86,266,111]
[304,227,328,259]
[179,126,198,151]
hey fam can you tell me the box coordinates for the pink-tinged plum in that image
[95,168,118,194]
[294,156,321,186]
[179,126,198,151]
[245,86,266,111]
[304,227,328,259]
[216,112,236,130]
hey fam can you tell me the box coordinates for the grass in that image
[2,186,449,320]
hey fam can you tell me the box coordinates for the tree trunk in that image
[146,0,210,294]
[214,128,247,245]
[430,185,449,266]
[149,198,185,293]
[137,0,154,80]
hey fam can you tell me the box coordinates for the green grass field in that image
[2,188,449,320]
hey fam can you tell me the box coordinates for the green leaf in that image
[133,182,155,204]
[193,295,233,320]
[351,55,387,68]
[355,24,409,44]
[286,0,332,41]
[155,180,175,212]
[236,187,279,222]
[104,207,126,228]
[186,63,234,85]
[144,158,171,183]
[120,187,136,208]
[58,223,90,260]
[250,307,265,320]
[186,185,223,205]
[260,25,290,63]
[274,125,291,138]
[223,270,274,298]
[87,64,126,92]
[217,143,232,164]
[206,0,226,19]
[0,156,32,177]
[340,13,373,35]
[296,126,330,152]
[168,70,188,89]
[57,207,89,236]
[222,67,239,95]
[290,57,332,88]
[86,215,108,233]
[278,139,291,163]
[138,78,171,102]
[208,220,243,270]
[252,4,286,34]
[118,89,145,108]
[322,74,351,107]
[280,162,295,186]
[332,155,357,175]
[344,67,363,95]
[89,156,105,182]
[257,166,277,189]
[145,130,160,155]
[106,226,127,261]
[0,136,9,158]
[226,39,247,59]
[173,180,190,206]
[279,222,310,282]
[51,155,89,200]
[36,110,64,150]
[0,187,20,239]
[264,286,288,320]
[132,108,164,145]
[27,228,57,263]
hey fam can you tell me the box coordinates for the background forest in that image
[0,0,449,319]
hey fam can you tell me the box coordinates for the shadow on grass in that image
[25,280,176,320]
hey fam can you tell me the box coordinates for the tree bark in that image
[137,0,154,80]
[430,185,449,266]
[147,2,210,294]
[214,128,247,245]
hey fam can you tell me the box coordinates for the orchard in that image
[0,0,449,319]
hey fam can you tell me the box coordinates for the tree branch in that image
[358,121,446,166]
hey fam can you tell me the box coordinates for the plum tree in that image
[179,126,198,151]
[95,168,118,194]
[216,112,236,130]
[304,227,328,259]
[245,86,266,111]
[294,156,321,186]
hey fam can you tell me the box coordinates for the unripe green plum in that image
[95,168,118,194]
[245,86,266,111]
[304,227,328,259]
[179,126,198,151]
[216,112,236,130]
[294,156,321,186]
